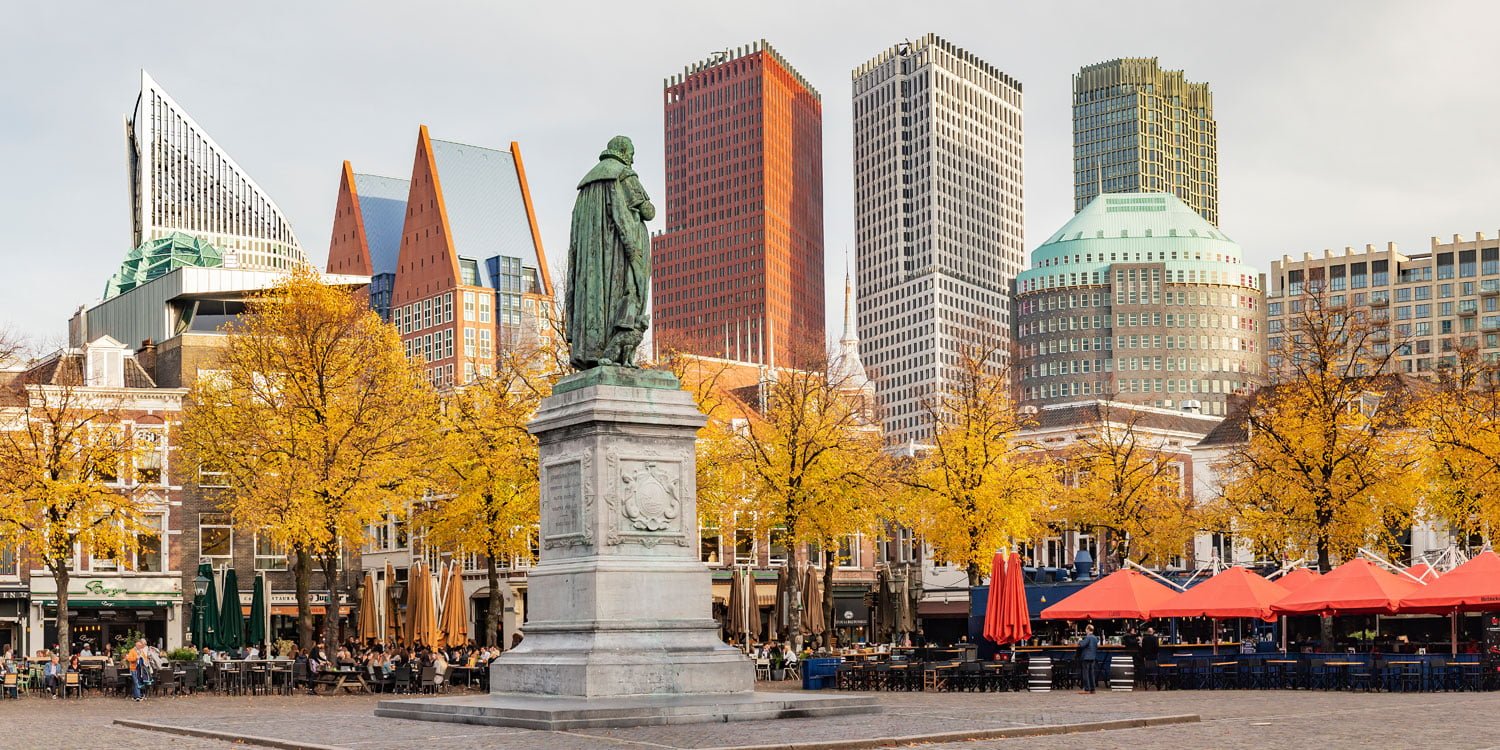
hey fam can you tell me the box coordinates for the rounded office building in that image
[1015,192,1263,416]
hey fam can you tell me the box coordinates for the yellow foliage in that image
[1215,291,1421,570]
[0,384,147,657]
[905,341,1056,585]
[1420,355,1500,541]
[1058,404,1197,568]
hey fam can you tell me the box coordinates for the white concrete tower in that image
[851,35,1024,445]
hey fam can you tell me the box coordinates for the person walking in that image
[1076,624,1100,694]
[125,639,151,701]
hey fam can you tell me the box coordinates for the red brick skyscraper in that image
[653,40,824,366]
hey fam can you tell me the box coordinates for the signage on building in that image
[29,575,181,607]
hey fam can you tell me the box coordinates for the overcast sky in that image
[3,1,1497,346]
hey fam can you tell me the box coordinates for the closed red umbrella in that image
[1271,558,1421,616]
[1274,567,1321,592]
[1154,566,1290,622]
[983,552,1032,645]
[1040,569,1179,620]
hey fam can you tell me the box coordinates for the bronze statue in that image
[565,136,655,369]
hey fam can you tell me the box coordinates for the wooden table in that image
[315,670,369,694]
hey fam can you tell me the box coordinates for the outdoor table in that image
[1323,661,1362,691]
[315,669,370,695]
[1263,659,1299,690]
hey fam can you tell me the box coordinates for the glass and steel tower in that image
[852,34,1024,447]
[126,71,307,272]
[1073,58,1219,226]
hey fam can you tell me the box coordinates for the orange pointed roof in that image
[1274,567,1322,592]
[1397,551,1500,614]
[1271,558,1422,616]
[1039,569,1180,620]
[1153,566,1290,622]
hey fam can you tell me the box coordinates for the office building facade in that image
[1266,232,1500,375]
[852,34,1025,446]
[1015,192,1263,416]
[126,71,307,274]
[329,126,554,388]
[654,40,825,366]
[1073,58,1219,226]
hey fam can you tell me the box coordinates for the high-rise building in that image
[327,164,409,322]
[383,126,553,388]
[851,34,1024,446]
[653,40,824,366]
[1266,232,1500,376]
[1015,192,1264,416]
[126,71,307,273]
[1073,58,1219,225]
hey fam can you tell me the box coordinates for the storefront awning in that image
[270,605,352,616]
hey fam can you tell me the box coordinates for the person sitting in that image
[42,655,63,698]
[432,650,448,688]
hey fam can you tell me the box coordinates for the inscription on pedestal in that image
[542,455,593,549]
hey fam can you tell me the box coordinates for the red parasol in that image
[983,552,1032,645]
[1153,566,1290,622]
[1040,569,1179,620]
[1396,551,1500,614]
[1274,567,1322,592]
[1270,558,1421,616]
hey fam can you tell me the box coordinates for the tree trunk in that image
[967,560,984,588]
[55,565,70,658]
[486,555,501,649]
[787,552,803,651]
[295,548,314,650]
[822,555,836,650]
[321,555,341,661]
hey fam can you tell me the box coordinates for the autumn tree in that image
[416,344,556,647]
[1420,352,1500,546]
[1216,288,1421,572]
[656,349,760,542]
[180,269,440,652]
[0,381,143,658]
[1058,402,1198,570]
[736,348,891,644]
[905,337,1057,586]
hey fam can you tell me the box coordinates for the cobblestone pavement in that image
[10,687,1500,750]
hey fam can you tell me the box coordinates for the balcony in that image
[1482,280,1500,296]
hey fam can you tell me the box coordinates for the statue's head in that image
[602,135,635,165]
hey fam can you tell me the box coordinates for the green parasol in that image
[218,567,244,651]
[247,573,268,647]
[200,563,221,650]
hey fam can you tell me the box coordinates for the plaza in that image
[8,686,1500,750]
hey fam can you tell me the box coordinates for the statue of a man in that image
[565,136,655,370]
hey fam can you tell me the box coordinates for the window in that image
[768,526,789,566]
[133,425,165,485]
[199,512,233,562]
[198,462,229,488]
[837,534,862,569]
[0,546,16,577]
[700,521,722,564]
[132,514,164,572]
[733,513,756,565]
[254,533,288,571]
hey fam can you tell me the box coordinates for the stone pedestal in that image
[375,367,877,728]
[488,368,751,697]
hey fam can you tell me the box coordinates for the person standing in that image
[1076,624,1100,694]
[125,639,151,701]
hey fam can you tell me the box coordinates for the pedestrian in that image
[1076,624,1100,694]
[42,655,63,698]
[125,639,152,701]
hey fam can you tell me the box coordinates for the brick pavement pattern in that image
[11,689,1500,750]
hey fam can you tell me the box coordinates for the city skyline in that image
[3,2,1499,343]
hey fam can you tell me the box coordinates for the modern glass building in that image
[1015,193,1263,416]
[126,71,307,272]
[1073,59,1219,226]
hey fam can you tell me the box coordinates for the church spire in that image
[841,258,858,345]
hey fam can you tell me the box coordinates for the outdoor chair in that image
[101,664,123,696]
[955,662,983,692]
[754,657,771,681]
[1348,664,1375,692]
[834,663,857,690]
[418,665,438,694]
[1051,659,1077,691]
[392,664,413,694]
[153,668,180,698]
[1,673,17,699]
[62,671,83,699]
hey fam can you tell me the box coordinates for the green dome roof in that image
[1018,192,1257,293]
[104,232,223,299]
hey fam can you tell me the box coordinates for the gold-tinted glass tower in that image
[1073,58,1218,225]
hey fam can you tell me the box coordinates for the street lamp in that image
[191,570,209,646]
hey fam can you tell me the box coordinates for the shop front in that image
[28,575,184,652]
[268,592,351,644]
[0,588,27,653]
